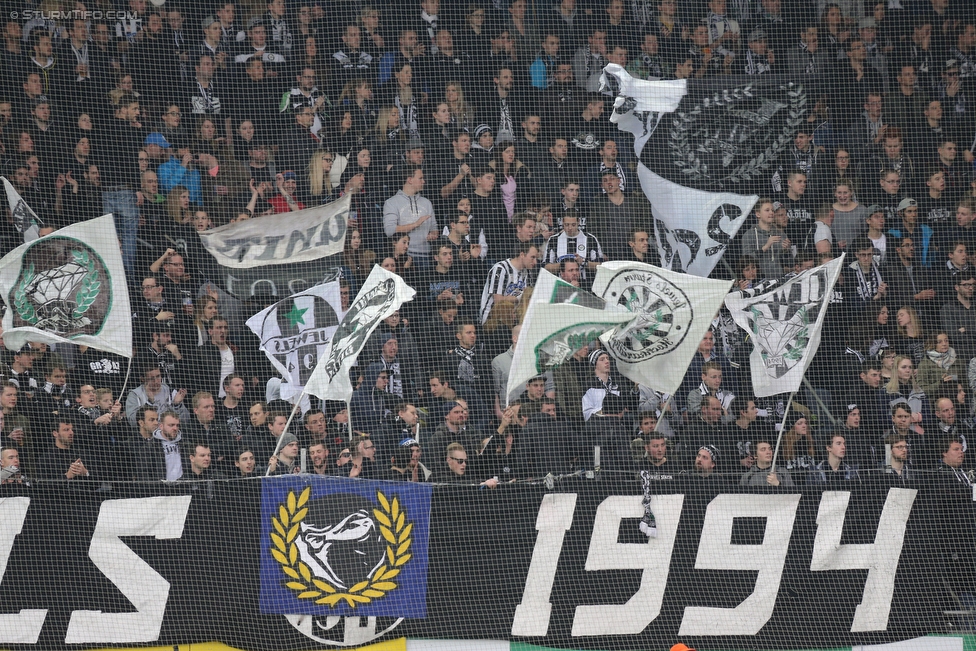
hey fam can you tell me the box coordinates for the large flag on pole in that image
[0,214,132,357]
[305,266,416,403]
[601,64,808,276]
[504,269,636,406]
[2,176,43,242]
[245,282,344,401]
[591,261,732,394]
[724,256,844,397]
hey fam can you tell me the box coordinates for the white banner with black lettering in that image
[197,195,349,268]
[724,256,844,397]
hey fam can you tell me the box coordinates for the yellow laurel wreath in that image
[270,486,413,608]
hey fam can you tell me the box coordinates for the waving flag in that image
[245,282,343,400]
[0,214,132,357]
[592,261,732,394]
[724,256,844,397]
[2,177,43,242]
[305,266,416,403]
[601,64,808,276]
[505,270,636,406]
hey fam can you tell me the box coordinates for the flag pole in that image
[264,387,309,477]
[118,357,134,400]
[769,391,796,475]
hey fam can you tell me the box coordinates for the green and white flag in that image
[592,261,733,395]
[505,270,636,406]
[0,214,133,357]
[2,176,43,242]
[305,265,416,403]
[724,256,844,397]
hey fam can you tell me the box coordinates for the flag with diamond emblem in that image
[724,256,844,397]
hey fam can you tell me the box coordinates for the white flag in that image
[245,282,343,400]
[637,165,756,276]
[305,265,416,402]
[0,214,132,357]
[197,194,349,268]
[601,63,810,276]
[591,261,732,395]
[2,177,42,242]
[724,256,844,397]
[505,270,636,406]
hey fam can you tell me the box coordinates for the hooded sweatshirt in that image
[383,189,437,256]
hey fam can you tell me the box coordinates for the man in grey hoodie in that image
[383,165,437,268]
[140,411,187,481]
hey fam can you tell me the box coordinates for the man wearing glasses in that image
[441,442,498,487]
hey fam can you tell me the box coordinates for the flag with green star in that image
[245,282,344,402]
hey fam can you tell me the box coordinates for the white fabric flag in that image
[591,261,732,395]
[637,165,756,277]
[197,194,350,268]
[724,256,844,397]
[2,177,42,242]
[0,214,132,357]
[505,270,636,406]
[305,265,416,402]
[245,282,344,401]
[601,63,764,276]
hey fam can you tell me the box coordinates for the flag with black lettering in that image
[601,64,809,276]
[591,261,732,394]
[305,266,416,403]
[245,282,343,401]
[724,256,844,397]
[2,176,43,242]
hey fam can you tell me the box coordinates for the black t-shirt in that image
[917,194,954,228]
[215,401,248,445]
[780,193,816,246]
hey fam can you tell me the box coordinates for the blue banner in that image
[259,475,432,618]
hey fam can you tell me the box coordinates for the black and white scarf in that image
[849,261,883,301]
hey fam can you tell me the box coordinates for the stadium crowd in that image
[2,0,976,488]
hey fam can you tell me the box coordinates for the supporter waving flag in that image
[245,282,344,402]
[504,269,636,406]
[724,256,844,397]
[305,265,416,403]
[0,214,132,358]
[601,64,810,276]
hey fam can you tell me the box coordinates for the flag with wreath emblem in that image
[0,214,132,357]
[260,475,431,617]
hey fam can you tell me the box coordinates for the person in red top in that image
[267,170,305,213]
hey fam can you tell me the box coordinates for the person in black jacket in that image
[37,417,95,481]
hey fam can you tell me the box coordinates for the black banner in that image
[0,477,960,650]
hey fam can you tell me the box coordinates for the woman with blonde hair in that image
[192,295,220,347]
[308,150,365,204]
[373,105,404,174]
[918,331,966,400]
[444,81,475,131]
[885,355,931,427]
[386,62,420,137]
[165,185,192,224]
[893,306,924,365]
